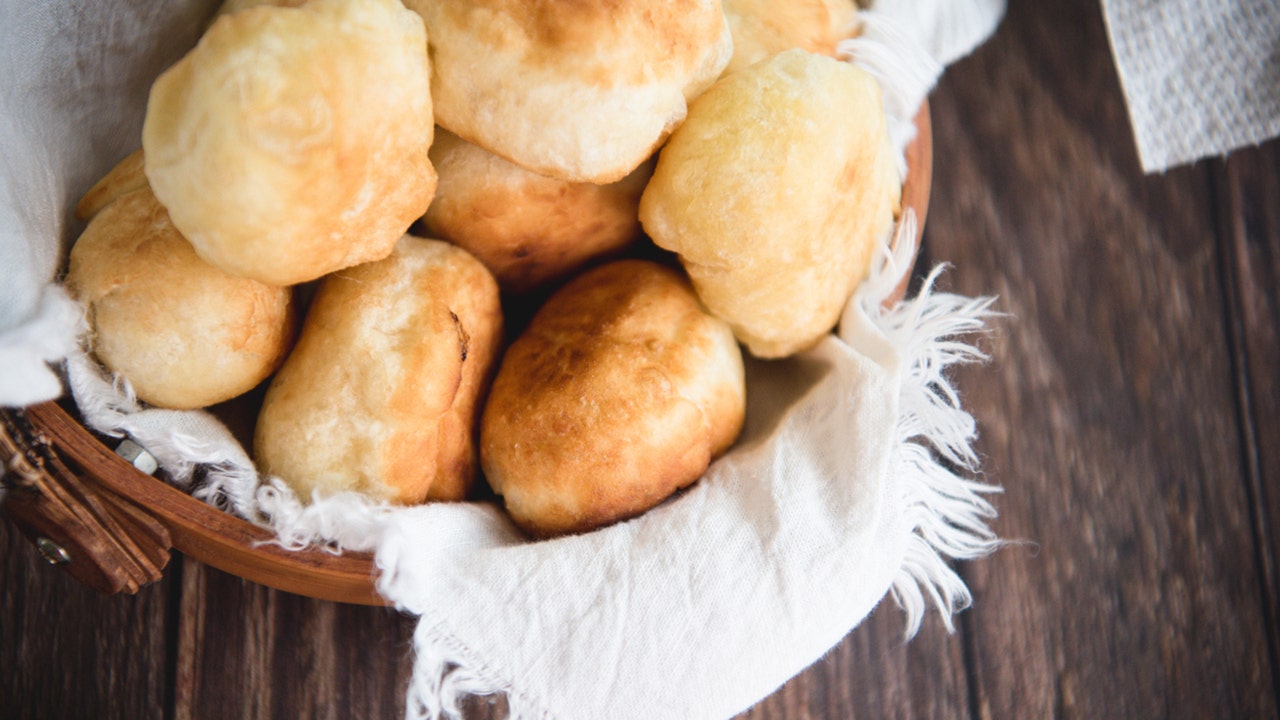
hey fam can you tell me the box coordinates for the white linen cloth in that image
[1102,0,1280,172]
[0,1,212,405]
[1,1,1006,718]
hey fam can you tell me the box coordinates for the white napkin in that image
[1102,0,1280,172]
[0,2,1005,718]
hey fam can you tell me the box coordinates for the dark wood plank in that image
[172,558,415,720]
[1217,141,1280,691]
[926,0,1277,717]
[0,519,174,720]
[740,604,970,720]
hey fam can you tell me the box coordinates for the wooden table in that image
[4,2,1278,717]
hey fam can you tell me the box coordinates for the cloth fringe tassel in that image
[406,624,544,720]
[859,213,1001,638]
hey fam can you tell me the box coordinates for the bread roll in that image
[143,0,436,286]
[481,260,745,537]
[639,50,900,358]
[75,149,147,222]
[65,188,294,410]
[403,0,732,183]
[422,128,651,294]
[255,235,503,505]
[721,0,858,76]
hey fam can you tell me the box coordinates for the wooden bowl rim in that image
[22,103,932,606]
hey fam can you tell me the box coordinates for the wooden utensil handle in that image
[1,403,385,605]
[1,405,168,593]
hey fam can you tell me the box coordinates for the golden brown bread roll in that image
[255,235,503,505]
[65,188,294,410]
[75,149,147,222]
[480,260,745,537]
[422,128,652,294]
[720,0,858,76]
[402,0,732,183]
[638,49,901,358]
[143,0,436,286]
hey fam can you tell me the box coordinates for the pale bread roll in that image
[422,128,651,294]
[255,236,503,505]
[143,0,436,286]
[65,188,294,410]
[639,49,901,358]
[403,0,732,183]
[75,149,147,222]
[481,260,745,537]
[721,0,858,76]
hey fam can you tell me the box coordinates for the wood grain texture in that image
[741,604,971,720]
[927,1,1278,718]
[0,520,174,720]
[1216,141,1280,695]
[172,559,414,720]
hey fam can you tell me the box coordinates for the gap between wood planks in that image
[1211,149,1280,706]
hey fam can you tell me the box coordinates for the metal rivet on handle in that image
[36,537,72,565]
[114,439,158,476]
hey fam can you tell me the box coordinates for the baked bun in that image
[721,0,858,76]
[639,49,900,358]
[422,128,651,294]
[75,149,147,222]
[403,0,732,183]
[255,235,503,505]
[65,188,294,410]
[142,0,436,286]
[480,260,745,537]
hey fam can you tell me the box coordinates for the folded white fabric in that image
[1103,0,1280,172]
[1,1,1006,718]
[0,0,210,406]
[868,0,1005,67]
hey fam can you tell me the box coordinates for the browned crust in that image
[422,129,650,293]
[480,260,745,537]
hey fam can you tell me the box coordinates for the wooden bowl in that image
[0,105,931,605]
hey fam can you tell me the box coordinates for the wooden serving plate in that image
[0,105,931,606]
